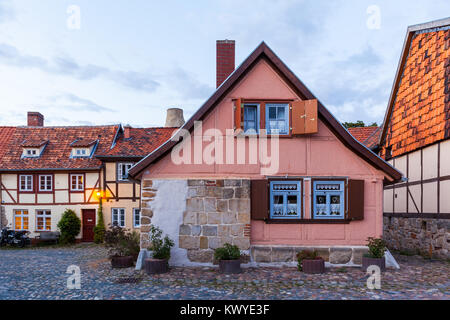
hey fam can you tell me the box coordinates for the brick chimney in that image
[165,108,185,127]
[216,40,235,88]
[123,125,131,139]
[27,112,44,127]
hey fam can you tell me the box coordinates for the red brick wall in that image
[27,112,44,127]
[216,40,235,88]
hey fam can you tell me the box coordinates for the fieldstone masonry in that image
[384,216,450,259]
[180,179,251,263]
[251,246,368,265]
[140,179,156,248]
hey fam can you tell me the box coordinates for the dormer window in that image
[20,140,48,159]
[70,139,98,158]
[24,148,39,157]
[72,148,90,157]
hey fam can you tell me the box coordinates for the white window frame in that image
[14,210,29,230]
[266,103,290,135]
[70,174,84,191]
[36,210,51,231]
[19,175,33,192]
[117,163,134,181]
[112,208,125,228]
[39,175,52,192]
[133,208,141,228]
[24,148,39,157]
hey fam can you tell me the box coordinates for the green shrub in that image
[93,203,106,244]
[57,209,81,244]
[365,237,387,259]
[296,250,321,271]
[148,225,174,260]
[104,225,140,258]
[214,243,241,261]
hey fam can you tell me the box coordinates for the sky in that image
[0,0,449,128]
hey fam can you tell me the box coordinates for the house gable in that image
[129,42,401,183]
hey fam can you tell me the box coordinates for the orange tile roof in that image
[380,19,450,158]
[0,127,16,159]
[347,127,379,147]
[99,127,177,158]
[0,125,119,171]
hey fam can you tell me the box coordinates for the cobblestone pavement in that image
[0,245,448,300]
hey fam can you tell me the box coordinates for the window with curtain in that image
[266,104,289,135]
[243,104,259,133]
[112,208,125,227]
[14,210,29,230]
[313,181,345,219]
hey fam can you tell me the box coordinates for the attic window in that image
[23,148,39,158]
[71,148,90,158]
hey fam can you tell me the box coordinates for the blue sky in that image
[0,0,449,127]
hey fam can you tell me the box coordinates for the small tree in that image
[93,202,106,244]
[57,209,81,244]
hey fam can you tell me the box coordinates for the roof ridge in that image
[408,16,450,32]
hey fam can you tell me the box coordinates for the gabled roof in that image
[129,42,402,183]
[97,127,177,159]
[0,125,120,171]
[70,138,98,147]
[379,17,450,157]
[20,139,49,147]
[347,127,379,146]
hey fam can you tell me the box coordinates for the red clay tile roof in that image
[0,127,16,160]
[99,127,177,158]
[380,18,450,158]
[363,126,382,150]
[20,139,49,147]
[0,125,119,171]
[347,127,379,146]
[70,139,98,147]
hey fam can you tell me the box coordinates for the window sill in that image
[265,219,351,224]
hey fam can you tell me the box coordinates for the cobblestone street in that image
[0,245,448,300]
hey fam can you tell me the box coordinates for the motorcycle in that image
[0,227,31,248]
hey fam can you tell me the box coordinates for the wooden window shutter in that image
[291,100,306,135]
[304,99,318,134]
[251,179,269,220]
[234,98,243,131]
[347,180,365,220]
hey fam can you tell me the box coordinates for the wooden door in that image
[82,209,96,242]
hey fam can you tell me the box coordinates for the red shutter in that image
[304,99,318,134]
[234,98,243,131]
[251,179,269,220]
[291,100,306,135]
[347,180,365,220]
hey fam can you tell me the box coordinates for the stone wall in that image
[179,179,251,263]
[251,245,368,266]
[0,206,7,228]
[383,216,450,259]
[139,179,156,248]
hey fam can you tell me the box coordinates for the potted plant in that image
[105,225,140,268]
[214,243,242,274]
[144,225,174,274]
[297,250,325,274]
[362,237,387,272]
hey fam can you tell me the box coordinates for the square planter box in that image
[302,259,325,274]
[361,256,386,272]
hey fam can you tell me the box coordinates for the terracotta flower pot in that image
[302,258,325,274]
[362,256,386,272]
[219,259,241,274]
[111,256,134,268]
[144,258,169,274]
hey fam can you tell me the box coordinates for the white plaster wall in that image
[422,144,438,180]
[440,140,450,177]
[148,179,190,266]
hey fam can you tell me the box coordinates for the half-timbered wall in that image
[101,161,141,231]
[383,139,450,258]
[0,171,101,238]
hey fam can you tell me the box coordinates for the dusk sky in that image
[0,0,449,127]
